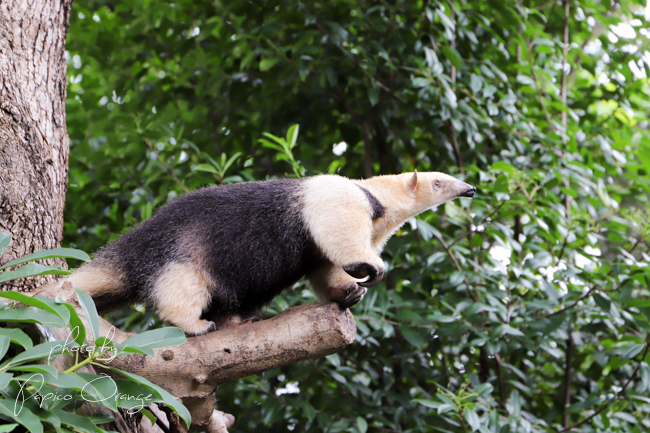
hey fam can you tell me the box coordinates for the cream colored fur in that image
[300,175,383,272]
[65,265,124,298]
[304,171,472,297]
[152,261,215,336]
[356,171,471,250]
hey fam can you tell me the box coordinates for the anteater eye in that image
[435,181,441,187]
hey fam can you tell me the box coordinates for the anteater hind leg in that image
[308,262,368,309]
[152,262,216,336]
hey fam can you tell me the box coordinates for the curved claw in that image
[358,270,384,287]
[343,262,385,287]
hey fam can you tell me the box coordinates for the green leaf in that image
[51,408,97,433]
[0,328,33,350]
[0,423,18,433]
[516,75,535,86]
[400,327,425,348]
[222,152,242,173]
[0,292,68,323]
[87,413,114,425]
[13,372,105,404]
[0,398,43,433]
[491,161,519,175]
[8,364,58,377]
[593,292,611,312]
[61,302,86,346]
[112,378,162,412]
[498,324,524,337]
[0,340,69,369]
[0,307,66,328]
[368,86,380,106]
[75,290,99,341]
[0,373,12,390]
[494,174,509,194]
[0,248,90,271]
[0,336,9,361]
[193,163,219,174]
[259,58,279,72]
[438,403,455,414]
[258,138,285,153]
[412,398,439,409]
[474,382,494,397]
[464,408,480,432]
[286,124,299,149]
[140,408,156,426]
[109,367,191,427]
[356,416,368,433]
[441,46,462,69]
[417,218,441,242]
[620,343,645,361]
[0,264,71,283]
[115,327,186,358]
[74,372,120,411]
[0,233,10,257]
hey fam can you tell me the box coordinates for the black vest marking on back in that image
[357,186,385,220]
[94,179,321,318]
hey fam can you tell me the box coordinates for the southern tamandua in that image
[64,171,476,336]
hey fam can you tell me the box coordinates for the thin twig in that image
[556,232,569,265]
[561,331,574,428]
[538,286,597,320]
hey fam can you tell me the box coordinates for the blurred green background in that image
[64,0,650,431]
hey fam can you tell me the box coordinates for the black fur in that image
[90,179,322,319]
[357,186,385,220]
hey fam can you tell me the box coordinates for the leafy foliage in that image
[64,0,650,432]
[0,233,90,283]
[0,243,189,431]
[0,289,189,432]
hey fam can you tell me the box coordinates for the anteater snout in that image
[460,186,477,198]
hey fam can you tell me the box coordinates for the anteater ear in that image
[406,170,418,192]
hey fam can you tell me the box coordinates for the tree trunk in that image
[0,0,72,291]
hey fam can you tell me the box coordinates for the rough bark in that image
[0,0,71,291]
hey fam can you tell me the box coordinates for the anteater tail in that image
[63,263,133,313]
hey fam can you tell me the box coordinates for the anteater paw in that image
[184,320,217,337]
[329,282,368,309]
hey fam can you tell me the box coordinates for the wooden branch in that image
[104,302,356,393]
[33,282,357,431]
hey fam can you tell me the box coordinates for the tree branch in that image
[33,282,357,432]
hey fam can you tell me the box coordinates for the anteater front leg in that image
[308,262,368,309]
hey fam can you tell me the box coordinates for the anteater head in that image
[405,170,476,209]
